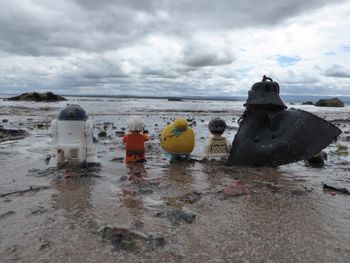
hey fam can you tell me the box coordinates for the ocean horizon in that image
[1,93,350,105]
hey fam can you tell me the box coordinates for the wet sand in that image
[1,98,350,262]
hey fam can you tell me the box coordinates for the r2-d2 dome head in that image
[49,104,100,167]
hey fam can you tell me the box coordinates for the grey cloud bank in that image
[0,0,349,96]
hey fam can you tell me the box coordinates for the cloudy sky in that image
[1,0,350,96]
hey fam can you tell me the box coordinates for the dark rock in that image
[0,128,28,143]
[35,123,45,129]
[315,97,344,107]
[290,189,308,196]
[147,234,166,248]
[2,119,8,123]
[115,131,125,137]
[166,208,197,225]
[6,92,66,102]
[0,185,49,197]
[98,131,107,138]
[138,187,154,194]
[45,155,51,165]
[302,101,314,105]
[168,97,183,101]
[323,182,350,194]
[306,151,327,167]
[30,206,48,215]
[38,241,51,250]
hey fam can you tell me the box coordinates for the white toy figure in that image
[48,104,100,167]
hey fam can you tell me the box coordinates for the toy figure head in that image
[244,75,286,110]
[208,118,226,135]
[127,115,144,132]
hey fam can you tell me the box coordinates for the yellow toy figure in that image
[160,118,195,161]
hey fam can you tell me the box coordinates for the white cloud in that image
[0,0,349,96]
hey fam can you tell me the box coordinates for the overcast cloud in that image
[0,0,349,96]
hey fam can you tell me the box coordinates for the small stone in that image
[115,131,125,137]
[98,131,107,138]
[0,211,15,219]
[2,119,8,123]
[147,234,166,248]
[166,208,197,225]
[224,180,250,197]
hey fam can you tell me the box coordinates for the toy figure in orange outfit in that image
[123,115,149,163]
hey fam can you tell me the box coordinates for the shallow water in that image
[0,97,350,262]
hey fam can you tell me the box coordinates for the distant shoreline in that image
[1,93,350,104]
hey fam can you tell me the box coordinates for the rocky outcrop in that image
[315,97,344,107]
[302,101,314,105]
[0,127,28,143]
[6,92,66,102]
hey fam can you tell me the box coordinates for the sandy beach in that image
[1,96,350,262]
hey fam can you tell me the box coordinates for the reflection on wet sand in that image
[51,175,93,219]
[120,162,147,217]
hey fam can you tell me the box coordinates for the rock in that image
[302,101,314,105]
[98,131,107,138]
[166,208,197,225]
[0,211,15,219]
[315,97,344,107]
[168,97,183,101]
[323,182,350,194]
[101,226,147,251]
[30,206,48,215]
[306,151,327,167]
[115,131,125,137]
[6,92,66,102]
[0,128,28,142]
[337,144,348,156]
[35,123,46,129]
[224,180,250,197]
[167,191,202,205]
[2,119,8,123]
[182,191,202,204]
[147,234,166,248]
[0,127,28,143]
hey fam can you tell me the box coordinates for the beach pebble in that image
[224,180,250,197]
[166,208,197,225]
[98,131,107,138]
[115,131,125,137]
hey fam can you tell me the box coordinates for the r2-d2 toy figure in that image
[49,104,100,167]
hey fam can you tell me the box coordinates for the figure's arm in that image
[143,133,149,141]
[123,134,128,144]
[226,138,232,152]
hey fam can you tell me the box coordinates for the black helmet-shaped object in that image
[244,75,286,110]
[58,104,88,121]
[209,118,227,134]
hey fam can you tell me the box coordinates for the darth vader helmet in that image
[244,75,287,110]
